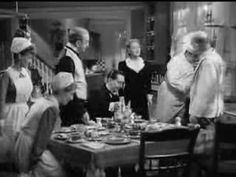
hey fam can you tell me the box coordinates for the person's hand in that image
[82,112,90,125]
[109,102,120,112]
[113,102,120,112]
[147,94,153,105]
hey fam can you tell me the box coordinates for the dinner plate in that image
[54,127,75,133]
[134,119,146,123]
[86,125,97,130]
[97,127,106,131]
[53,133,68,140]
[128,135,140,139]
[98,131,110,136]
[66,138,85,144]
[104,138,131,145]
[87,137,103,141]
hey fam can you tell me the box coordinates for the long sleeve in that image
[146,64,152,95]
[30,107,58,166]
[189,58,224,118]
[0,72,9,120]
[88,88,114,119]
[97,92,114,118]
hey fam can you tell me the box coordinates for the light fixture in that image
[204,3,213,24]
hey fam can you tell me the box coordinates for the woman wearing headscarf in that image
[118,39,152,120]
[0,37,35,137]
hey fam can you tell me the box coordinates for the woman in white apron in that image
[0,37,34,137]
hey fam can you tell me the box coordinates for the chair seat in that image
[218,160,236,173]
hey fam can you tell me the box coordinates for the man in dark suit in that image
[55,27,90,126]
[87,69,125,120]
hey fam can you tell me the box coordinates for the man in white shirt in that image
[56,27,90,126]
[189,31,225,129]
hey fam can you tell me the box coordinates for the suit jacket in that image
[87,84,119,120]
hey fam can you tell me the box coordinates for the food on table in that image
[54,133,68,140]
[132,123,146,130]
[98,131,109,136]
[54,127,75,133]
[97,127,106,131]
[134,118,146,123]
[107,121,116,129]
[109,136,124,142]
[70,124,86,132]
[145,122,176,132]
[129,130,140,136]
[71,134,82,141]
[84,130,99,138]
[104,135,131,145]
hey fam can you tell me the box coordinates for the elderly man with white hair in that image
[188,31,225,128]
[56,27,91,126]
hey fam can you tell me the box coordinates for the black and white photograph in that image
[0,1,235,177]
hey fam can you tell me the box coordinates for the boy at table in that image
[13,72,76,177]
[87,69,125,120]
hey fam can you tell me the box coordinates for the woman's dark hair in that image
[107,69,124,80]
[13,45,35,61]
[20,45,35,56]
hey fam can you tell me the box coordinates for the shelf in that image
[204,24,224,28]
[146,31,155,36]
[147,45,155,50]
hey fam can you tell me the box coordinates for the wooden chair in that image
[213,117,236,177]
[138,127,199,177]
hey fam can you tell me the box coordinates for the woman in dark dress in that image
[118,39,152,120]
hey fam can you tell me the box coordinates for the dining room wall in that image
[0,2,145,71]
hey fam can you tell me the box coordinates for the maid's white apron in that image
[2,67,33,137]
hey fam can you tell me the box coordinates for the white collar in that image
[66,42,79,54]
[125,57,145,73]
[126,57,144,64]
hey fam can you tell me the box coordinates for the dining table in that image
[48,121,186,177]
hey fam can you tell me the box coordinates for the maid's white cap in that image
[11,37,35,54]
[51,72,75,92]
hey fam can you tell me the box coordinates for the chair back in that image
[214,116,236,175]
[139,127,199,176]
